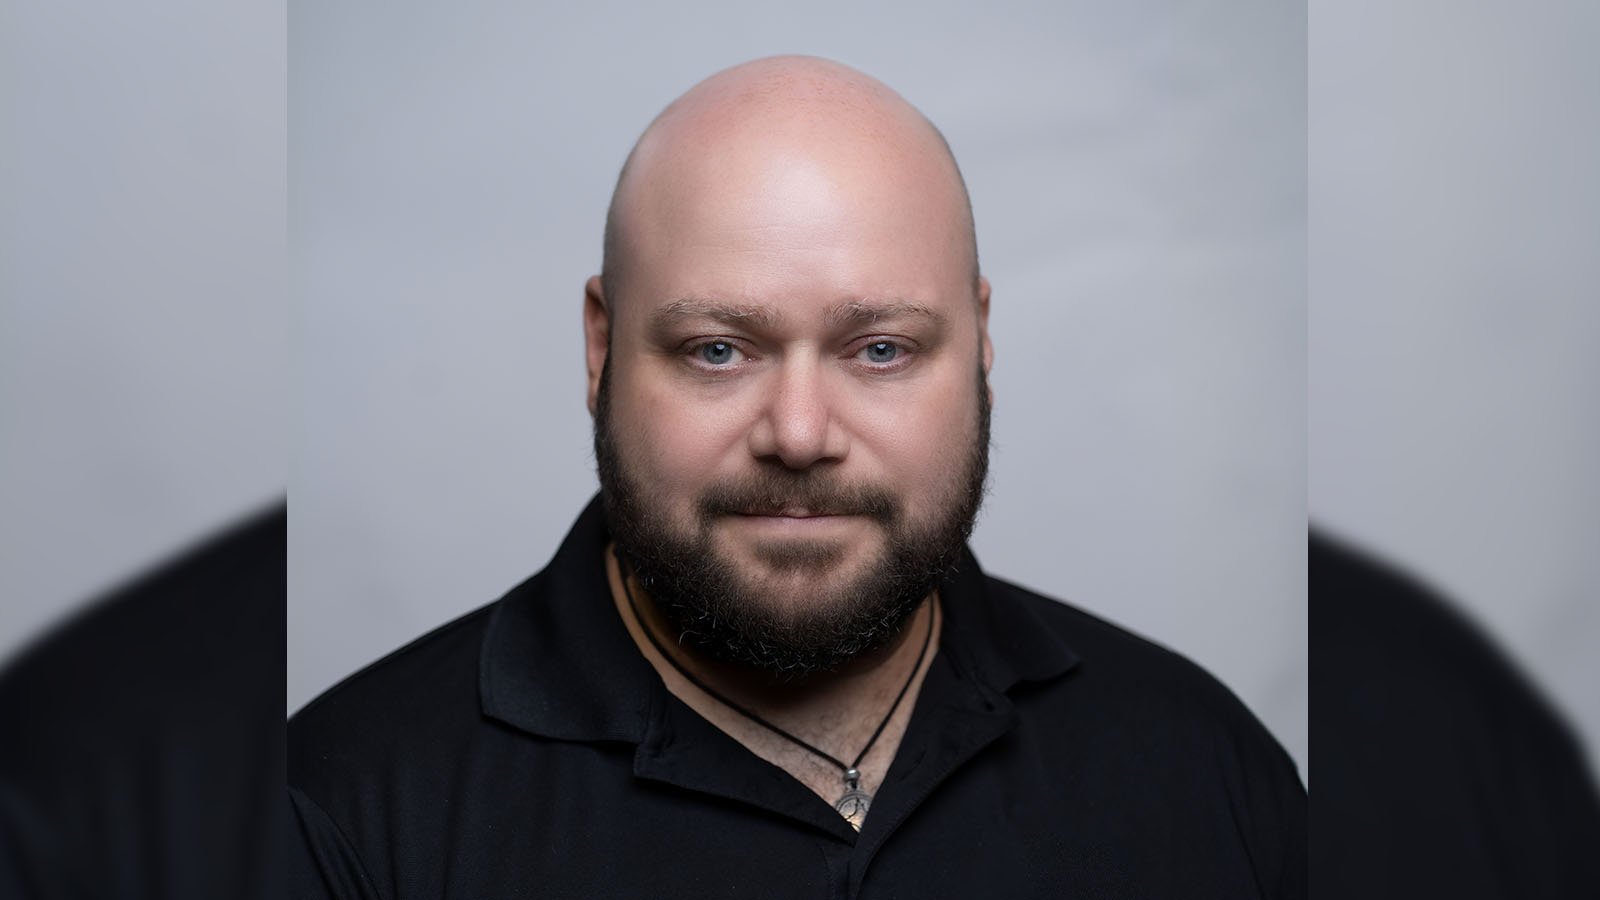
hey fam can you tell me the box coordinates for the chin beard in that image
[593,363,990,678]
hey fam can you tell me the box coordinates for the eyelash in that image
[680,338,915,373]
[688,339,748,369]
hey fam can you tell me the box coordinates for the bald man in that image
[289,57,1306,899]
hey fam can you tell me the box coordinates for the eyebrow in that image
[825,299,947,329]
[650,298,782,330]
[650,297,946,331]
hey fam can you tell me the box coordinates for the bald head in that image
[600,56,979,310]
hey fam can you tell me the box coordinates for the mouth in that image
[736,507,844,519]
[728,509,863,531]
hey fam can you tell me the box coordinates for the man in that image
[289,56,1305,898]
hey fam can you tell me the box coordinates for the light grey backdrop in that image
[1310,0,1600,770]
[1,0,284,661]
[289,0,1308,777]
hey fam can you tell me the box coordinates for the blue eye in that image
[861,341,899,364]
[698,341,738,365]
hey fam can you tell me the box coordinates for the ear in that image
[583,275,611,417]
[976,275,994,407]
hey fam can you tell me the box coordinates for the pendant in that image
[834,767,871,831]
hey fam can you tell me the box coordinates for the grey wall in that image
[1310,0,1600,769]
[289,0,1308,777]
[0,0,285,660]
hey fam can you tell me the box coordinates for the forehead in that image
[622,148,974,319]
[610,75,977,314]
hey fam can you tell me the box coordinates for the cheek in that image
[613,371,750,498]
[849,372,980,503]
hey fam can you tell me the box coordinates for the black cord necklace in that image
[614,547,934,831]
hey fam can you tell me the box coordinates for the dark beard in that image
[593,362,991,678]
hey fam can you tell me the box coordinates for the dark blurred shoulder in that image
[1311,528,1600,898]
[0,503,286,900]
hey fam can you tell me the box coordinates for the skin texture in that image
[580,56,995,818]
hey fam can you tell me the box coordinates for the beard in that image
[593,362,991,678]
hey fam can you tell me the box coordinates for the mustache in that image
[697,475,899,521]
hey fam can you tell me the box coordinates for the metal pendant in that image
[835,788,871,831]
[835,767,871,831]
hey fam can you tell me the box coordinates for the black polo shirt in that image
[288,497,1305,898]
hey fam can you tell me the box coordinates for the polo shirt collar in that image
[938,537,1082,693]
[479,495,658,743]
[479,494,1080,744]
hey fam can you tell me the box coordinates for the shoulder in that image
[1310,530,1577,733]
[1311,530,1600,891]
[978,573,1303,786]
[984,574,1267,722]
[0,505,286,898]
[977,572,1306,892]
[286,593,507,791]
[285,570,559,899]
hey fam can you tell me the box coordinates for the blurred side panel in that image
[1311,0,1600,895]
[0,0,286,895]
[0,0,286,658]
[1310,0,1600,762]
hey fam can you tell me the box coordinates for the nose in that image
[747,356,849,469]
